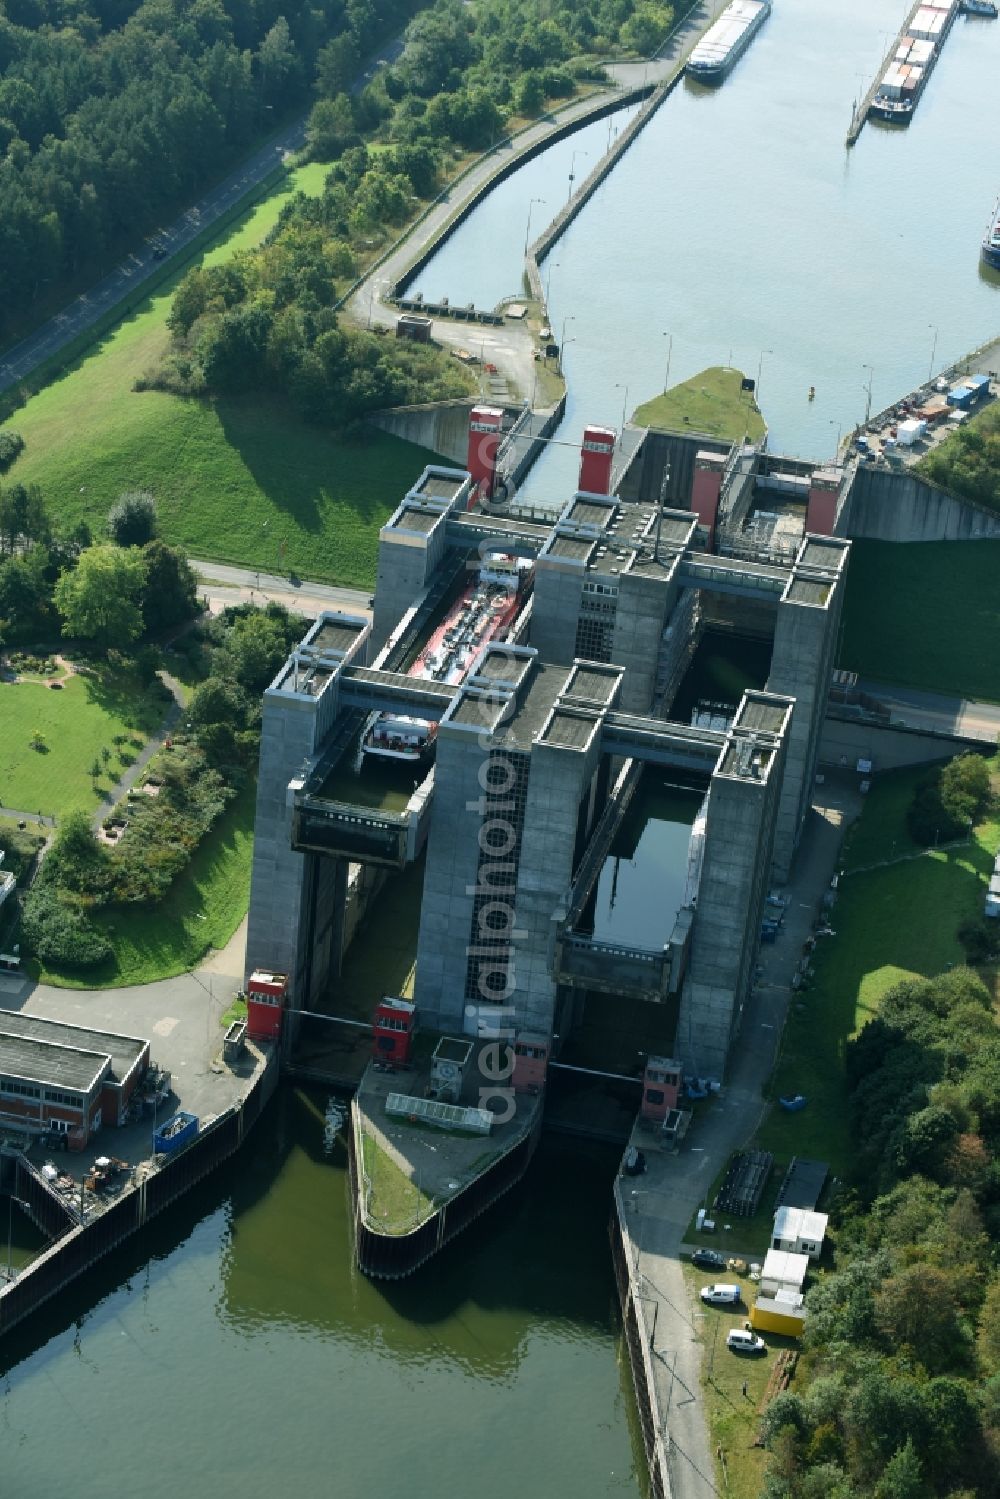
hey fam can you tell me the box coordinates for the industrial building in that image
[245,408,849,1085]
[0,1013,150,1148]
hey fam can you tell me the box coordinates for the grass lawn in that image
[36,781,256,987]
[839,539,1000,702]
[756,762,1000,1175]
[360,1128,436,1235]
[684,1262,800,1499]
[220,994,248,1030]
[5,159,448,591]
[0,670,166,820]
[632,366,766,444]
[840,763,941,872]
[684,1158,786,1260]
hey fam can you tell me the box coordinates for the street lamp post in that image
[862,363,875,425]
[829,420,842,463]
[663,331,674,393]
[559,313,575,358]
[5,1195,31,1283]
[523,197,546,255]
[756,348,773,405]
[568,149,587,203]
[616,381,630,435]
[557,336,576,377]
[927,324,939,385]
[544,259,560,308]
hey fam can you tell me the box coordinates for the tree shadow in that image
[76,664,166,733]
[213,393,439,534]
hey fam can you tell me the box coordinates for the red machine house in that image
[511,1032,550,1095]
[372,997,417,1067]
[640,1055,682,1123]
[578,425,617,496]
[246,970,289,1042]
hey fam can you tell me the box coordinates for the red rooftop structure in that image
[372,997,417,1067]
[640,1055,682,1123]
[512,1032,550,1094]
[246,970,288,1042]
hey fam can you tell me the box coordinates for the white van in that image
[727,1329,765,1354]
[700,1283,742,1306]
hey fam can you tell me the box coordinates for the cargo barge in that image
[362,555,531,763]
[867,0,959,124]
[685,0,771,85]
[983,197,1000,270]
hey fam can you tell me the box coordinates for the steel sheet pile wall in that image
[349,1113,540,1280]
[0,1056,277,1340]
[14,1157,78,1240]
[609,1204,669,1499]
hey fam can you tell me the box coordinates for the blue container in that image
[153,1111,199,1156]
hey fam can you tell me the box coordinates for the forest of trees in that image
[762,965,1000,1499]
[162,0,674,422]
[0,0,420,339]
[921,403,1000,515]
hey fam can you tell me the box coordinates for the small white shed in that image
[772,1206,828,1260]
[760,1248,809,1297]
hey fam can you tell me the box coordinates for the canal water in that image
[409,101,642,313]
[411,0,999,501]
[670,630,773,724]
[0,1089,643,1499]
[585,777,704,949]
[579,629,772,948]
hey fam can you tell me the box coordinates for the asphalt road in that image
[859,678,1000,743]
[0,37,404,397]
[191,559,370,619]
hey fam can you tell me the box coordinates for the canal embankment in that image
[347,1,720,405]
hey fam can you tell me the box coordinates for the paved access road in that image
[191,559,370,620]
[859,678,1000,743]
[346,15,713,403]
[0,37,405,397]
[618,779,864,1499]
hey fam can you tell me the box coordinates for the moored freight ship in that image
[362,555,532,762]
[983,198,1000,269]
[686,0,771,85]
[868,0,959,123]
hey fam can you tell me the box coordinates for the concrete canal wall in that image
[394,88,656,304]
[610,1193,670,1499]
[0,1052,278,1338]
[366,393,568,495]
[819,712,981,771]
[839,465,1000,542]
[526,73,677,304]
[366,398,476,465]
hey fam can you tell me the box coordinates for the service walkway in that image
[616,777,863,1499]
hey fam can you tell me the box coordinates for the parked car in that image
[691,1248,726,1270]
[700,1283,742,1306]
[727,1329,765,1354]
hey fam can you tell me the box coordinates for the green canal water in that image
[580,631,771,951]
[1,1090,644,1499]
[585,779,704,950]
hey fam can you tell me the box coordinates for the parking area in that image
[854,334,1000,471]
